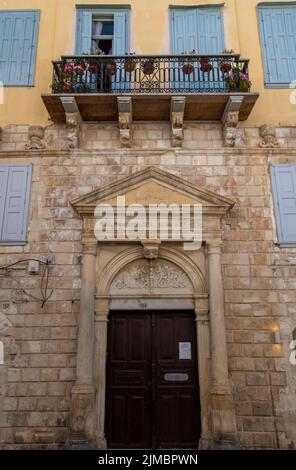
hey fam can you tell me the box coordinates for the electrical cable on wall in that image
[0,259,54,308]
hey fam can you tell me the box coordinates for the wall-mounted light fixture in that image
[272,325,281,345]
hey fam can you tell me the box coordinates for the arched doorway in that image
[104,256,202,449]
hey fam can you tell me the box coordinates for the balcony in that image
[42,54,259,123]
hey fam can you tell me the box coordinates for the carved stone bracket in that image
[171,96,186,148]
[221,96,244,148]
[25,126,46,150]
[61,97,82,149]
[117,97,133,147]
[141,240,161,260]
[259,124,280,148]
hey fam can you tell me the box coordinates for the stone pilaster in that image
[207,241,239,449]
[94,299,109,449]
[67,240,97,449]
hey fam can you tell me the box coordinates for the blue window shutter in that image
[259,7,296,86]
[0,11,39,86]
[0,166,9,239]
[1,165,32,242]
[113,12,129,55]
[271,165,296,245]
[76,10,92,54]
[171,10,198,54]
[197,8,224,54]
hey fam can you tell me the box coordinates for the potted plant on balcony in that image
[124,52,137,73]
[200,56,213,73]
[179,50,196,75]
[219,49,234,73]
[225,66,251,92]
[142,58,155,75]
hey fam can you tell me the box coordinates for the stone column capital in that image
[82,241,97,256]
[207,240,223,255]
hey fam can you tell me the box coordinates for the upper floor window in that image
[0,10,39,86]
[258,4,296,88]
[271,164,296,246]
[0,165,32,244]
[170,6,224,54]
[76,7,130,55]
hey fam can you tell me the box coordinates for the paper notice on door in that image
[179,342,192,360]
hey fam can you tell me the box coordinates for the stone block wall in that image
[0,123,295,449]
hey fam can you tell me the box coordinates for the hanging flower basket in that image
[142,60,155,75]
[182,63,194,75]
[75,62,86,74]
[124,58,136,73]
[89,62,98,74]
[220,62,232,73]
[105,60,116,75]
[200,58,213,73]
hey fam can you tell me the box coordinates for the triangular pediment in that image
[71,167,235,215]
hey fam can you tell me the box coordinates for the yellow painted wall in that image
[0,0,295,127]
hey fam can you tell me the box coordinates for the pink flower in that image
[64,64,73,74]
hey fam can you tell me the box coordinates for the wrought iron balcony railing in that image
[51,54,251,94]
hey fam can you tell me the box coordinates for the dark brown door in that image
[105,311,201,449]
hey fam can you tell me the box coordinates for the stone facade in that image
[0,122,296,449]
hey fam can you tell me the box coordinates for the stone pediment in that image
[71,167,235,216]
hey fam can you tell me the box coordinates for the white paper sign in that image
[179,342,192,360]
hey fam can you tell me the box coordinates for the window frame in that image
[258,3,296,89]
[0,9,40,87]
[270,163,296,247]
[75,6,130,55]
[0,164,32,246]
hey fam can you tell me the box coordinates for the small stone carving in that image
[25,126,45,150]
[171,97,185,148]
[222,111,239,148]
[259,124,280,148]
[65,113,80,149]
[119,112,132,147]
[142,240,160,260]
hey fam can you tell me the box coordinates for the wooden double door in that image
[105,311,201,449]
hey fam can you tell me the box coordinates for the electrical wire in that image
[0,258,54,308]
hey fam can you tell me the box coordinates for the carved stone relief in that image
[110,259,192,295]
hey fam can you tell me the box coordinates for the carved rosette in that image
[25,126,46,150]
[259,124,280,148]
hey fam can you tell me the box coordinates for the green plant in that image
[224,66,251,92]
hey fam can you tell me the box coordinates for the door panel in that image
[105,311,201,449]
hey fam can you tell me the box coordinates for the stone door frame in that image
[68,167,239,449]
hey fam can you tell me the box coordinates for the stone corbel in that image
[141,240,161,260]
[221,96,244,148]
[25,126,46,150]
[259,124,280,148]
[61,97,82,149]
[117,97,133,147]
[171,96,186,148]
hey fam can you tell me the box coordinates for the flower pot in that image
[142,61,155,75]
[182,63,194,75]
[220,62,232,73]
[89,63,98,74]
[105,61,116,75]
[64,64,73,74]
[75,63,86,74]
[62,83,73,93]
[200,60,213,73]
[124,59,136,73]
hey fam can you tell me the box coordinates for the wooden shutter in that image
[113,11,129,55]
[259,7,296,85]
[197,8,224,54]
[0,166,9,239]
[171,10,198,54]
[76,10,93,54]
[0,11,39,86]
[1,165,32,242]
[271,164,296,245]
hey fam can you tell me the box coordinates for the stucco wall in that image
[0,0,295,127]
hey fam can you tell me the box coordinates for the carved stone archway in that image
[68,167,238,450]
